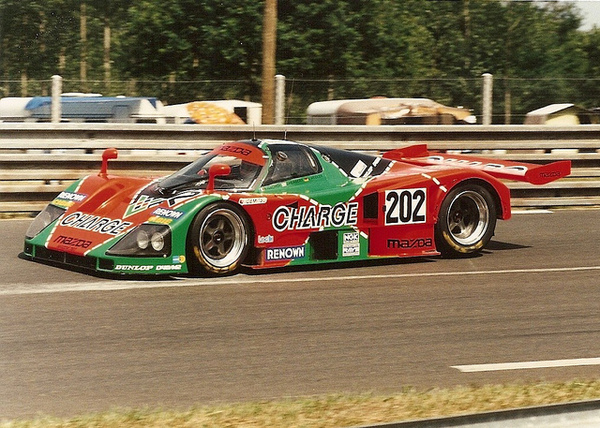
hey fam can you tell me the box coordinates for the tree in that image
[85,0,128,94]
[0,0,45,92]
[1,0,599,116]
[261,0,277,124]
[119,0,262,101]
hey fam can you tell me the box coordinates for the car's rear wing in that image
[383,144,571,185]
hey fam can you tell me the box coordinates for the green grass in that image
[3,380,600,427]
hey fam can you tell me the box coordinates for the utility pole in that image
[275,74,285,125]
[51,75,63,123]
[482,73,493,126]
[261,0,277,124]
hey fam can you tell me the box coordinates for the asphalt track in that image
[1,209,599,419]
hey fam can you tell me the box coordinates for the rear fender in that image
[442,177,511,221]
[418,170,511,222]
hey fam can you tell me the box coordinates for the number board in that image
[384,188,427,225]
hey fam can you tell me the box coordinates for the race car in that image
[23,139,571,276]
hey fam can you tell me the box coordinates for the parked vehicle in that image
[0,95,166,123]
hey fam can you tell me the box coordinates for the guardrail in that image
[356,399,600,428]
[1,123,599,214]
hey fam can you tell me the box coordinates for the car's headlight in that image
[106,224,172,257]
[25,204,66,239]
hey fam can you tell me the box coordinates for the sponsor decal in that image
[147,216,173,225]
[173,255,186,264]
[52,199,75,209]
[539,171,562,179]
[153,207,184,219]
[220,144,252,156]
[265,245,305,261]
[272,202,359,232]
[342,232,360,257]
[387,238,433,249]
[147,207,185,225]
[56,191,87,202]
[384,189,427,225]
[156,264,183,271]
[114,264,153,271]
[239,197,267,206]
[53,192,88,208]
[53,235,92,249]
[258,234,274,244]
[428,156,528,174]
[59,212,132,235]
[344,232,359,243]
[212,142,266,166]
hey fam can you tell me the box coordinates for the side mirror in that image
[99,147,118,178]
[206,163,231,192]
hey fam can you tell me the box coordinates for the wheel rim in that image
[199,208,246,269]
[446,190,490,246]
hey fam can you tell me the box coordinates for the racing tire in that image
[434,183,497,258]
[188,202,251,276]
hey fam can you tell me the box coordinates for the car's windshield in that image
[158,143,266,192]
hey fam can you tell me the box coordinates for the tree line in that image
[1,0,600,123]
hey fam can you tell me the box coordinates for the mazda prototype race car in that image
[23,139,571,276]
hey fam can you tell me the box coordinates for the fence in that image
[0,123,599,214]
[3,75,600,125]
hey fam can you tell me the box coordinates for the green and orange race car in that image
[23,139,570,276]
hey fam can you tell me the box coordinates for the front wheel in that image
[188,203,250,275]
[434,184,497,257]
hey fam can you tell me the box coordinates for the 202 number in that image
[385,189,426,225]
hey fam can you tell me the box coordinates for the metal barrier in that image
[1,123,599,213]
[355,399,600,428]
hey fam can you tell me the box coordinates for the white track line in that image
[452,357,600,373]
[512,209,553,214]
[1,265,600,296]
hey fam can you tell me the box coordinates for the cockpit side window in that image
[314,145,391,178]
[263,144,322,185]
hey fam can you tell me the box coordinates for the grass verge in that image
[2,380,600,428]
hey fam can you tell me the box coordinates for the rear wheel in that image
[188,203,250,275]
[435,184,497,257]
